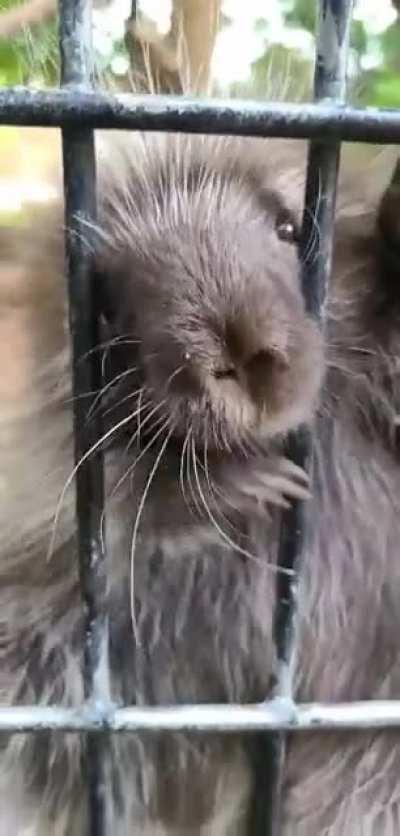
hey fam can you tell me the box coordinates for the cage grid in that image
[1,0,400,834]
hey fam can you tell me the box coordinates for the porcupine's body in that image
[1,130,400,835]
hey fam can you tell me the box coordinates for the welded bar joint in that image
[1,89,400,143]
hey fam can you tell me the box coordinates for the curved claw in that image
[216,453,311,517]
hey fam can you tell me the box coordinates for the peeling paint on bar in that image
[3,700,400,734]
[0,89,400,143]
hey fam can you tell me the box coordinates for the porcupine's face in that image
[95,136,324,455]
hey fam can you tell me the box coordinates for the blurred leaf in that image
[245,42,312,102]
[0,0,59,85]
[380,19,400,71]
[0,0,21,10]
[350,20,367,56]
[254,17,268,34]
[369,72,400,108]
[285,0,316,35]
[0,39,21,84]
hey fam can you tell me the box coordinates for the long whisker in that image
[124,398,168,456]
[77,335,141,364]
[47,405,144,562]
[101,346,109,381]
[136,388,144,452]
[179,428,196,518]
[100,409,170,553]
[63,388,107,406]
[302,206,320,267]
[202,429,212,496]
[124,413,172,500]
[191,439,291,575]
[186,429,205,519]
[129,423,175,644]
[85,366,139,423]
[302,168,322,266]
[101,386,148,421]
[165,364,184,391]
[201,438,250,540]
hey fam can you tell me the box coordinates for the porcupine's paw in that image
[214,454,311,520]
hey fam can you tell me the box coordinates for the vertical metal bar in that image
[267,2,354,833]
[59,0,110,832]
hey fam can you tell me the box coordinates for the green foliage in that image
[246,1,400,107]
[0,0,399,107]
[350,20,367,58]
[380,20,400,72]
[0,0,59,86]
[285,0,316,34]
[0,38,20,85]
[359,70,400,109]
[246,43,312,102]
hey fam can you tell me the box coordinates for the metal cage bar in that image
[269,3,354,831]
[59,0,111,831]
[1,0,400,834]
[3,699,400,733]
[1,90,400,141]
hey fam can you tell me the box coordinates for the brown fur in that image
[1,131,400,834]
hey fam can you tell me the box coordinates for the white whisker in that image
[101,387,148,421]
[86,366,139,423]
[77,335,141,365]
[100,409,171,554]
[191,439,290,574]
[136,388,144,451]
[179,428,196,518]
[165,364,184,391]
[47,405,144,562]
[186,429,205,519]
[129,422,175,644]
[202,435,249,539]
[124,398,168,455]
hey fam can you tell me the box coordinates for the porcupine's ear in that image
[125,0,221,96]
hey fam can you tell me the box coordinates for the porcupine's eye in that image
[275,212,298,244]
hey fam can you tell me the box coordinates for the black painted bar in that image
[59,0,110,832]
[1,88,400,142]
[269,3,355,834]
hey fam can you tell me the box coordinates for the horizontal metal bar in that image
[1,88,400,143]
[3,700,400,734]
